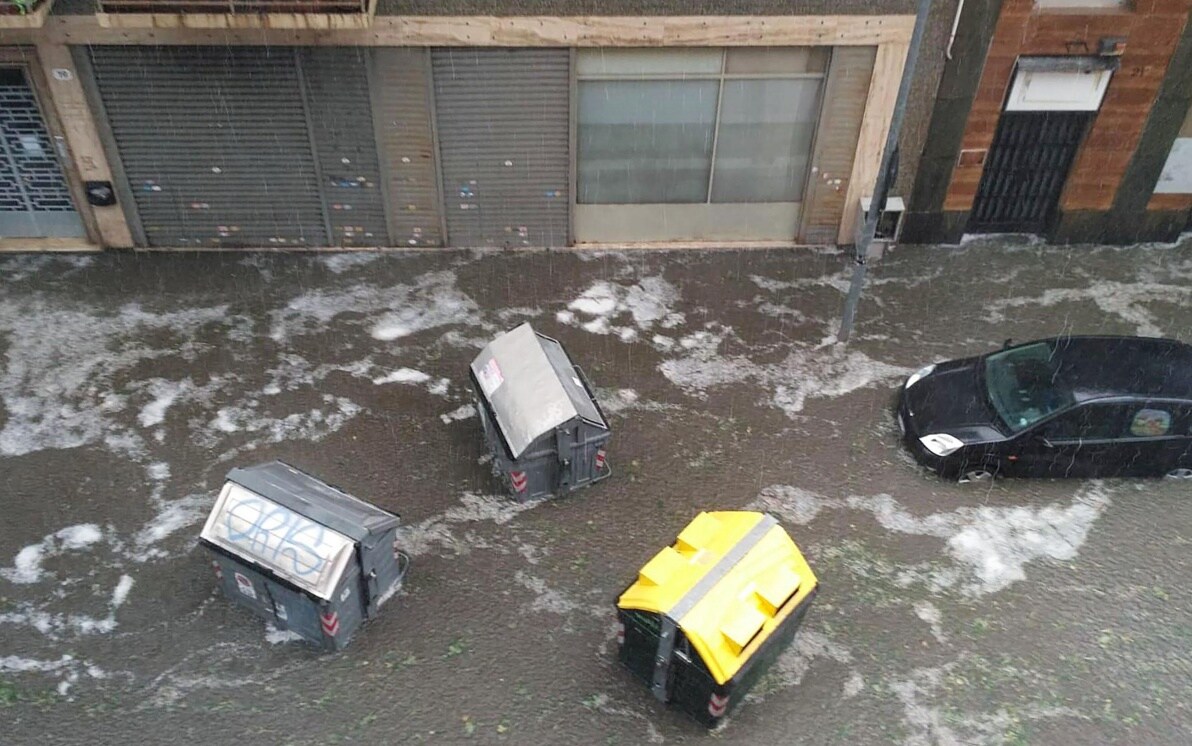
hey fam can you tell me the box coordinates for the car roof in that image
[1017,336,1192,401]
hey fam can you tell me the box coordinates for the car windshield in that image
[984,342,1075,432]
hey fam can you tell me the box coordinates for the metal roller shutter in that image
[800,47,876,245]
[88,45,328,249]
[370,48,443,247]
[301,48,390,248]
[431,48,570,248]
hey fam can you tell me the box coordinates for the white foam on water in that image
[959,232,1046,248]
[752,483,1111,597]
[842,671,865,699]
[268,269,480,343]
[744,629,855,707]
[110,575,135,608]
[199,396,363,450]
[913,600,946,643]
[373,367,431,385]
[0,299,230,458]
[0,255,93,283]
[138,379,192,428]
[57,524,103,550]
[395,492,539,558]
[260,355,374,396]
[264,623,305,644]
[376,578,404,609]
[146,462,171,481]
[0,654,74,673]
[0,653,108,700]
[747,485,830,525]
[319,252,382,274]
[889,659,1083,746]
[559,276,683,343]
[660,331,909,417]
[513,571,594,617]
[131,493,210,556]
[439,403,475,424]
[985,281,1190,338]
[0,607,58,635]
[1,524,105,584]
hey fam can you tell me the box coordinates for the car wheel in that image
[1165,467,1192,480]
[959,467,994,484]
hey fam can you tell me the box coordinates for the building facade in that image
[904,0,1192,245]
[0,0,958,251]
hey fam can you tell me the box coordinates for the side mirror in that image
[1003,338,1013,350]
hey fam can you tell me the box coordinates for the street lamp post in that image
[838,0,935,343]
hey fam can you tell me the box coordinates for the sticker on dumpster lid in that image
[234,572,257,600]
[477,358,505,397]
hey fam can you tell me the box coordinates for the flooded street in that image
[2,237,1191,745]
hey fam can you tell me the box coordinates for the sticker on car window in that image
[1130,408,1171,437]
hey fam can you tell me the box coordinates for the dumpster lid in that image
[471,323,606,459]
[199,461,399,600]
[617,511,818,685]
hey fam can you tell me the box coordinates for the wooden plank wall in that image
[943,0,1192,215]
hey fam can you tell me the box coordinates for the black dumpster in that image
[199,461,408,651]
[616,511,818,727]
[471,323,611,501]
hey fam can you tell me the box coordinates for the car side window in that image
[1125,407,1173,438]
[1040,404,1125,441]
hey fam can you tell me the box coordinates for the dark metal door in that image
[0,68,85,239]
[431,48,570,248]
[968,111,1091,233]
[87,46,388,249]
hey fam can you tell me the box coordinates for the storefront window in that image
[577,48,827,207]
[578,80,718,204]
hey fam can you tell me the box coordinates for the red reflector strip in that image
[708,693,729,718]
[320,610,340,636]
[595,449,607,469]
[211,560,223,579]
[510,471,528,492]
[616,621,625,645]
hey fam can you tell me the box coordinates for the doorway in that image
[968,58,1113,234]
[0,66,86,239]
[968,110,1092,233]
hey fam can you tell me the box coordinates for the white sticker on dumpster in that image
[477,358,505,396]
[234,572,257,600]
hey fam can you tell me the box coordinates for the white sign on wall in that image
[1155,139,1192,194]
[1005,69,1113,113]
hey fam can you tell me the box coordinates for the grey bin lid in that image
[199,461,399,600]
[471,323,607,459]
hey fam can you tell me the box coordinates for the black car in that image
[897,336,1192,482]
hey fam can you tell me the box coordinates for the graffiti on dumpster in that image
[222,492,338,578]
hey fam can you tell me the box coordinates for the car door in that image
[1116,402,1185,477]
[1018,402,1131,478]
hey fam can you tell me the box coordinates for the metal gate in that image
[968,111,1091,233]
[86,46,388,248]
[0,67,85,239]
[431,48,569,247]
[371,48,443,247]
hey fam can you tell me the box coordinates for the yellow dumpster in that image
[616,511,818,726]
